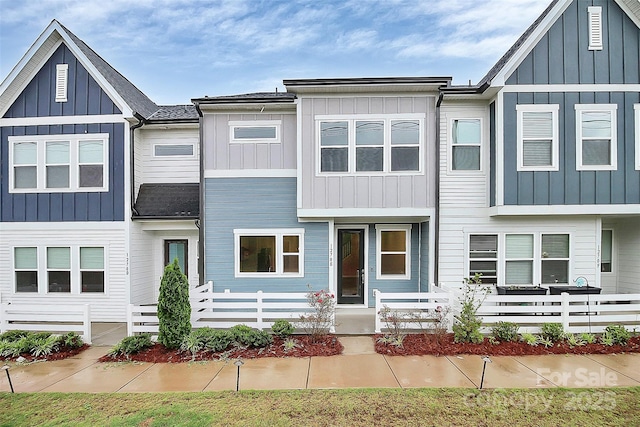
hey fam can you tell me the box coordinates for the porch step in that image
[338,336,376,355]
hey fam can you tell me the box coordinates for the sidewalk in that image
[1,337,639,393]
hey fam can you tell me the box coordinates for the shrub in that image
[157,258,192,349]
[0,330,30,342]
[601,325,630,346]
[541,323,564,343]
[565,334,585,348]
[491,322,519,342]
[181,328,233,354]
[520,332,538,346]
[378,305,408,346]
[229,325,273,348]
[31,335,60,358]
[271,319,295,338]
[109,334,153,357]
[58,332,84,349]
[282,337,300,352]
[300,288,336,342]
[579,332,597,344]
[453,274,488,344]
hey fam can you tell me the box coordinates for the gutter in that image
[434,91,444,288]
[194,101,205,286]
[129,113,145,216]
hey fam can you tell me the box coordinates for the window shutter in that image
[55,64,68,102]
[588,6,603,50]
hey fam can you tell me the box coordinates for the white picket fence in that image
[127,283,327,336]
[0,303,92,344]
[373,288,456,333]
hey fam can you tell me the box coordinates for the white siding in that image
[137,127,199,186]
[0,224,127,321]
[129,221,156,304]
[615,218,640,294]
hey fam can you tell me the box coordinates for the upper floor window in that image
[451,118,481,171]
[517,105,559,171]
[318,115,423,174]
[234,229,304,277]
[9,134,109,193]
[230,120,281,143]
[575,104,617,171]
[153,144,194,157]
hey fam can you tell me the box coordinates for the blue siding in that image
[507,0,640,85]
[3,44,121,118]
[204,178,329,293]
[503,92,640,205]
[419,222,430,292]
[0,123,126,221]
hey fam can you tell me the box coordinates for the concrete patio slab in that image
[42,362,151,393]
[119,361,222,392]
[0,357,99,393]
[70,346,110,360]
[203,362,240,391]
[516,354,640,388]
[308,354,398,389]
[384,355,476,388]
[231,357,310,390]
[338,336,376,355]
[447,355,555,389]
[584,354,640,383]
[91,323,127,346]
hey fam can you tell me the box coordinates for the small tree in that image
[452,273,488,344]
[158,258,191,349]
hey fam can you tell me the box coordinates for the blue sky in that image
[1,0,550,105]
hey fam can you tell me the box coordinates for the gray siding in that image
[204,177,329,292]
[503,92,640,205]
[202,113,296,171]
[3,44,121,118]
[1,123,126,221]
[507,0,640,85]
[490,102,496,207]
[298,96,437,211]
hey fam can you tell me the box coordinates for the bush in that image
[565,334,585,348]
[520,332,538,346]
[180,328,233,355]
[229,325,273,348]
[58,332,84,349]
[491,322,519,342]
[109,334,153,357]
[453,274,488,344]
[271,319,295,338]
[579,332,597,344]
[601,325,630,346]
[541,323,564,343]
[0,330,30,342]
[31,335,60,357]
[157,258,192,349]
[300,288,336,342]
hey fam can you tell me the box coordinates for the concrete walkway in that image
[1,337,639,393]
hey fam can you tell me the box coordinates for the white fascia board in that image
[489,204,640,217]
[491,0,572,87]
[0,221,126,231]
[297,208,435,219]
[138,220,198,231]
[0,114,125,127]
[204,169,297,178]
[502,84,640,93]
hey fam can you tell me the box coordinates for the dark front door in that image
[165,240,188,276]
[337,229,365,304]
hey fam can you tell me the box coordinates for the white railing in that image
[0,303,92,344]
[373,288,455,333]
[127,286,325,336]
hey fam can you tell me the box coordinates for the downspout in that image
[434,92,444,288]
[194,101,205,286]
[130,113,145,216]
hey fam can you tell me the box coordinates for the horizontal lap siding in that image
[204,177,329,292]
[129,222,156,304]
[0,226,128,321]
[138,128,199,185]
[615,218,640,294]
[0,123,126,221]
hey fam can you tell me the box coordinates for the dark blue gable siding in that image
[0,123,126,221]
[3,44,121,118]
[507,0,640,85]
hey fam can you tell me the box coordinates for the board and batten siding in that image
[506,0,640,86]
[204,177,329,292]
[502,91,640,206]
[0,122,126,221]
[0,225,128,321]
[297,96,437,210]
[3,43,122,118]
[202,113,296,171]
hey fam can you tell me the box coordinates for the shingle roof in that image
[147,105,199,121]
[192,92,296,104]
[133,183,199,219]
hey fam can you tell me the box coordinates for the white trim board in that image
[0,115,126,127]
[489,205,640,216]
[204,169,297,178]
[501,84,640,93]
[298,208,434,219]
[0,222,126,231]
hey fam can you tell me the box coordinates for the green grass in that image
[1,388,638,426]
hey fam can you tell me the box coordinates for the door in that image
[165,239,188,276]
[337,229,365,304]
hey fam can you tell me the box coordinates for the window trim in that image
[468,234,498,285]
[229,120,281,144]
[375,224,411,280]
[635,105,640,170]
[600,229,613,274]
[153,143,195,158]
[575,104,617,171]
[516,104,559,171]
[14,247,38,293]
[233,228,304,278]
[8,133,109,193]
[316,114,425,176]
[449,117,483,173]
[79,246,105,293]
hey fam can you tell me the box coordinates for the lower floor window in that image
[376,225,411,279]
[235,229,303,277]
[14,246,105,294]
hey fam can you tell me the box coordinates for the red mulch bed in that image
[98,335,343,363]
[375,333,640,357]
[0,344,90,362]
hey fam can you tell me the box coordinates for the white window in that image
[588,6,603,51]
[517,105,559,171]
[13,246,106,294]
[468,235,497,285]
[576,104,617,171]
[601,229,613,273]
[451,119,481,171]
[635,105,640,170]
[505,234,534,285]
[234,229,304,277]
[55,64,68,102]
[153,144,194,157]
[318,115,423,174]
[230,120,281,143]
[375,225,411,279]
[9,134,109,193]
